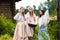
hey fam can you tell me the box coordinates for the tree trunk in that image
[57,0,60,21]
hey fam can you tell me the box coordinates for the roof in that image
[15,0,21,2]
[0,0,21,2]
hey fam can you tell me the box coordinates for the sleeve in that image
[13,13,20,21]
[37,16,39,24]
[44,10,50,24]
[24,15,28,25]
[25,13,30,23]
[38,18,43,27]
[34,16,38,24]
[26,12,30,17]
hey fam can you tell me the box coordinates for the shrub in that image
[47,20,60,40]
[0,14,15,36]
[0,34,13,40]
[35,25,38,40]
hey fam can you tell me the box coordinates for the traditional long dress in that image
[13,13,28,40]
[26,12,37,37]
[38,10,50,40]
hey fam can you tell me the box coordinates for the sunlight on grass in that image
[0,34,13,40]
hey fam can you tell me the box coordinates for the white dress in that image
[13,13,28,40]
[26,12,37,37]
[38,10,50,40]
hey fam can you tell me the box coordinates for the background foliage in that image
[47,20,60,40]
[0,14,15,36]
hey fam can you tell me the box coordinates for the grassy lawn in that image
[0,34,13,40]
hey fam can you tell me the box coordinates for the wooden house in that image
[0,0,21,19]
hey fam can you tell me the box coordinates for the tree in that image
[33,5,36,10]
[44,0,57,17]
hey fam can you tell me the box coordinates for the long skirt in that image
[13,22,28,40]
[26,24,34,37]
[38,26,50,40]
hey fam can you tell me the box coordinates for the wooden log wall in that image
[0,2,16,19]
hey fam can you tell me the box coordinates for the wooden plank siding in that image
[0,0,21,19]
[0,2,12,19]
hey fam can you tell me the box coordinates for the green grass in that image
[0,34,13,40]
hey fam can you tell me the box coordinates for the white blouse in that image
[38,15,50,27]
[26,12,38,24]
[38,15,45,27]
[38,10,50,27]
[14,13,25,22]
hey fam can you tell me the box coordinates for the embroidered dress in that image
[26,12,37,37]
[13,13,28,40]
[38,10,50,40]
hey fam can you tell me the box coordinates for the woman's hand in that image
[28,20,31,24]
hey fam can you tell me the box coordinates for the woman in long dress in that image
[26,7,37,37]
[13,7,28,40]
[38,9,50,40]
